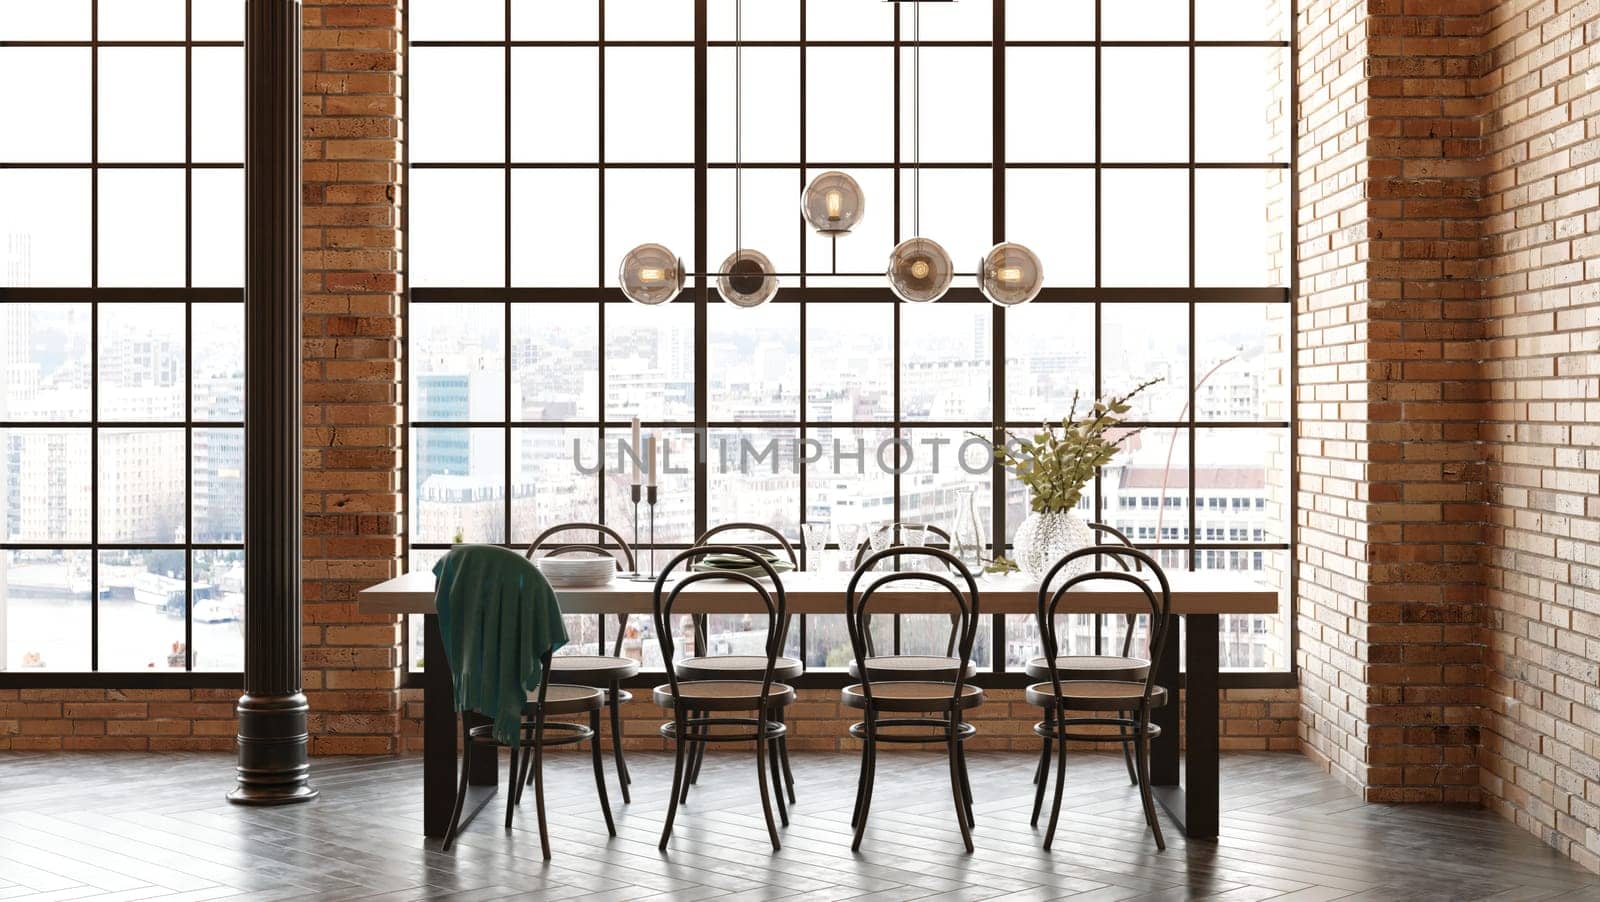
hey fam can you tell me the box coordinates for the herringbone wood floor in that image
[0,751,1594,901]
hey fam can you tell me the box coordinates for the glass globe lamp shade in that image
[618,243,685,305]
[977,242,1043,306]
[886,237,954,303]
[717,249,779,307]
[801,171,865,235]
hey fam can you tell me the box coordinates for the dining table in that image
[358,567,1278,841]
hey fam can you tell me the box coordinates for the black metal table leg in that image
[1150,613,1181,787]
[424,614,496,838]
[1149,612,1221,840]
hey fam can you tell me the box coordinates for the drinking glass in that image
[867,523,894,570]
[800,521,831,572]
[900,524,927,571]
[835,522,865,572]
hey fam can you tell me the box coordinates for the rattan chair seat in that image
[848,655,977,681]
[1022,654,1149,681]
[841,681,985,713]
[653,680,796,712]
[674,654,804,681]
[550,654,641,684]
[1025,680,1168,711]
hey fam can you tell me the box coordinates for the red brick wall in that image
[1478,0,1600,872]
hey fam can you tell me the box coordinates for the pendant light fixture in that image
[802,170,865,236]
[618,243,685,305]
[717,0,778,307]
[977,241,1044,306]
[888,1,954,304]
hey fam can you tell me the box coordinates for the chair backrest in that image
[846,547,980,713]
[526,521,636,655]
[654,545,788,711]
[852,521,952,568]
[695,522,799,566]
[1036,546,1172,709]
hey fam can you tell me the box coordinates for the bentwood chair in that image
[442,648,616,857]
[843,546,984,853]
[678,523,803,804]
[846,523,975,685]
[653,545,795,851]
[525,522,642,802]
[1027,523,1148,788]
[1027,546,1173,850]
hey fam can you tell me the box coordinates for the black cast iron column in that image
[230,0,315,806]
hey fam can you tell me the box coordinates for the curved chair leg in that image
[683,709,707,801]
[1030,721,1053,827]
[947,719,974,854]
[850,729,871,830]
[441,715,473,852]
[1043,721,1069,850]
[514,740,532,806]
[1119,709,1138,786]
[755,714,782,851]
[776,707,797,804]
[533,711,551,860]
[609,682,632,802]
[956,740,975,829]
[1135,722,1166,850]
[850,714,878,852]
[1032,709,1052,785]
[504,738,521,830]
[766,725,789,827]
[659,710,689,851]
[589,709,617,837]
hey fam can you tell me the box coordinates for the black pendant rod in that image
[230,0,316,806]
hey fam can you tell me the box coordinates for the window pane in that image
[604,300,695,422]
[603,427,695,545]
[898,168,992,276]
[805,0,892,42]
[1197,47,1287,163]
[99,428,187,544]
[0,169,91,286]
[901,303,992,422]
[411,426,506,544]
[1197,0,1287,41]
[1005,303,1095,423]
[0,49,90,162]
[1005,169,1094,287]
[192,0,245,42]
[1102,48,1188,163]
[192,302,243,421]
[807,302,892,421]
[192,47,244,164]
[1197,427,1288,545]
[410,47,504,164]
[900,427,994,551]
[605,47,694,162]
[804,425,893,669]
[511,0,597,41]
[1101,168,1187,287]
[511,48,597,162]
[2,429,92,542]
[192,428,243,543]
[411,303,506,422]
[511,169,599,286]
[511,303,598,421]
[98,549,186,671]
[708,0,798,40]
[709,302,799,421]
[603,169,694,288]
[1005,49,1094,164]
[802,167,892,287]
[1102,302,1188,421]
[1196,302,1289,422]
[0,0,90,39]
[897,0,990,41]
[1196,168,1287,287]
[410,0,503,41]
[898,47,991,163]
[99,0,184,39]
[98,169,186,287]
[1,302,92,421]
[708,427,800,541]
[3,549,92,671]
[709,47,798,163]
[1006,0,1093,40]
[807,48,893,162]
[191,169,244,287]
[98,48,186,163]
[604,0,692,41]
[1102,0,1188,40]
[708,168,800,280]
[410,169,505,287]
[1104,426,1190,545]
[510,427,599,546]
[192,549,244,671]
[98,303,186,421]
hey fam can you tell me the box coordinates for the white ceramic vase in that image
[1013,509,1095,581]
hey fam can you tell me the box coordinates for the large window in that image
[0,3,245,675]
[405,0,1293,676]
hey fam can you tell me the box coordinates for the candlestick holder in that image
[628,484,672,583]
[622,483,643,580]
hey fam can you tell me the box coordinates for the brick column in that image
[299,0,405,755]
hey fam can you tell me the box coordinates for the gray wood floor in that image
[0,750,1595,901]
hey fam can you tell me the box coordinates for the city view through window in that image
[404,1,1293,678]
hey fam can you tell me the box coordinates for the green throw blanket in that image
[433,545,568,746]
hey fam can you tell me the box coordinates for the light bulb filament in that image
[997,266,1023,283]
[638,267,666,282]
[825,189,843,221]
[909,259,931,280]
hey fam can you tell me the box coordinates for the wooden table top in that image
[357,568,1278,617]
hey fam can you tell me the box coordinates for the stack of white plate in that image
[536,555,616,588]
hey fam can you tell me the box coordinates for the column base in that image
[229,691,318,805]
